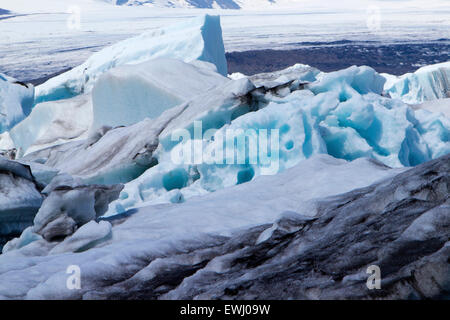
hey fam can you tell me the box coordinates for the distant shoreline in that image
[226,42,450,76]
[26,68,72,86]
[22,42,450,85]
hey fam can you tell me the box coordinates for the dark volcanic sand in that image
[226,42,450,76]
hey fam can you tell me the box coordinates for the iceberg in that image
[35,15,228,104]
[106,65,450,216]
[25,107,186,185]
[0,74,34,134]
[10,59,227,157]
[20,73,260,186]
[248,63,319,89]
[91,59,228,131]
[17,63,448,217]
[9,94,92,156]
[383,61,450,104]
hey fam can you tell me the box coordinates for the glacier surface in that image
[14,60,449,217]
[105,65,450,216]
[35,15,227,104]
[0,10,448,300]
[10,59,227,156]
[0,154,404,299]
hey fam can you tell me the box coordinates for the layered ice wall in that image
[35,15,227,104]
[0,74,34,134]
[383,62,450,104]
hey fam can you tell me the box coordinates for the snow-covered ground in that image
[0,0,449,80]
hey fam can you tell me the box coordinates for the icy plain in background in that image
[0,0,449,81]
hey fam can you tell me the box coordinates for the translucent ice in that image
[91,59,228,131]
[383,62,450,104]
[35,15,227,104]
